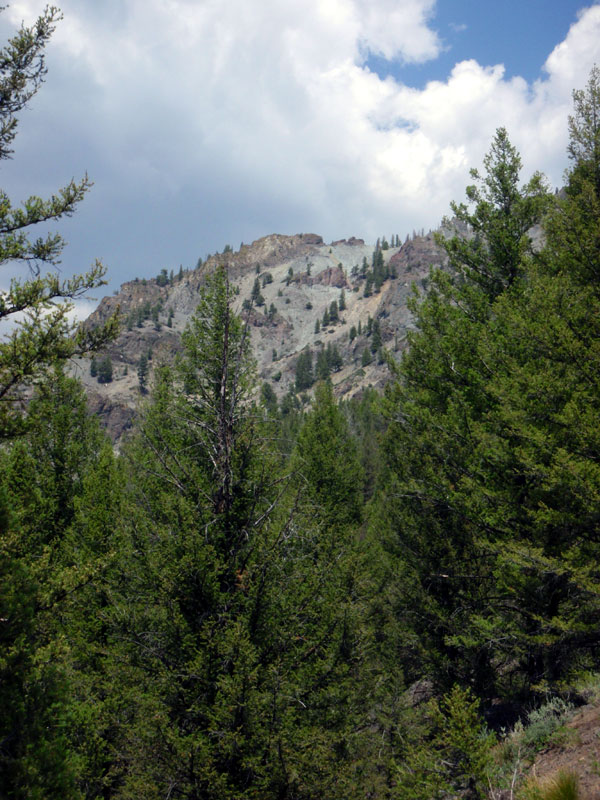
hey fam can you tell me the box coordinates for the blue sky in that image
[368,1,584,86]
[0,1,599,314]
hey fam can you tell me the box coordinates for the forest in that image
[2,8,600,800]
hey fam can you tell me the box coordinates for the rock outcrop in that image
[80,231,448,442]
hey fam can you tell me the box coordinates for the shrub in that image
[522,698,574,751]
[519,771,580,800]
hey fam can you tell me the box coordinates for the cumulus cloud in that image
[1,1,600,288]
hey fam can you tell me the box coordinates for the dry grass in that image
[519,770,580,800]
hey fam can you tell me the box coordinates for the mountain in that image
[78,230,448,440]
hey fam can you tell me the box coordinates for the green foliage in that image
[567,65,600,196]
[501,698,574,765]
[295,346,313,391]
[96,354,113,383]
[260,380,278,415]
[395,686,495,800]
[4,58,600,800]
[439,126,549,299]
[372,125,577,701]
[251,275,264,305]
[106,267,374,797]
[370,318,382,353]
[316,346,330,381]
[0,6,117,439]
[293,381,363,530]
[342,387,385,502]
[327,341,343,371]
[0,368,114,799]
[155,267,169,286]
[137,352,148,393]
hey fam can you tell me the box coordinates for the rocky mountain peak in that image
[79,230,448,441]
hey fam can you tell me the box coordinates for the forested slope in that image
[2,8,600,799]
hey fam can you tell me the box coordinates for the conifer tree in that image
[440,127,549,300]
[0,368,113,798]
[137,352,148,393]
[376,128,551,700]
[0,8,116,438]
[295,346,313,391]
[316,346,330,381]
[293,381,363,530]
[113,267,372,797]
[456,71,600,689]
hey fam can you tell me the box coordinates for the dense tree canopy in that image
[376,86,600,704]
[2,21,600,796]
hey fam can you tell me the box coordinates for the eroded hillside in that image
[78,231,447,440]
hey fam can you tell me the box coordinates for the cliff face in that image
[79,231,448,441]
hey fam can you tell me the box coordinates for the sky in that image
[1,0,600,313]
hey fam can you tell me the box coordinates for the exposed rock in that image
[388,232,446,274]
[87,390,135,443]
[331,237,365,246]
[82,230,450,443]
[310,265,349,288]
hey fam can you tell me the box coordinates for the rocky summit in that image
[78,230,447,441]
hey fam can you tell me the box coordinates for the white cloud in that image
[2,1,600,287]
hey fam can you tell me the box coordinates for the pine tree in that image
[293,381,363,530]
[260,381,278,415]
[111,266,374,797]
[567,65,600,196]
[137,352,148,393]
[375,128,552,700]
[370,319,382,354]
[0,368,112,798]
[295,347,313,391]
[327,342,343,372]
[440,127,549,300]
[316,347,330,381]
[96,354,113,383]
[0,8,116,438]
[455,72,600,690]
